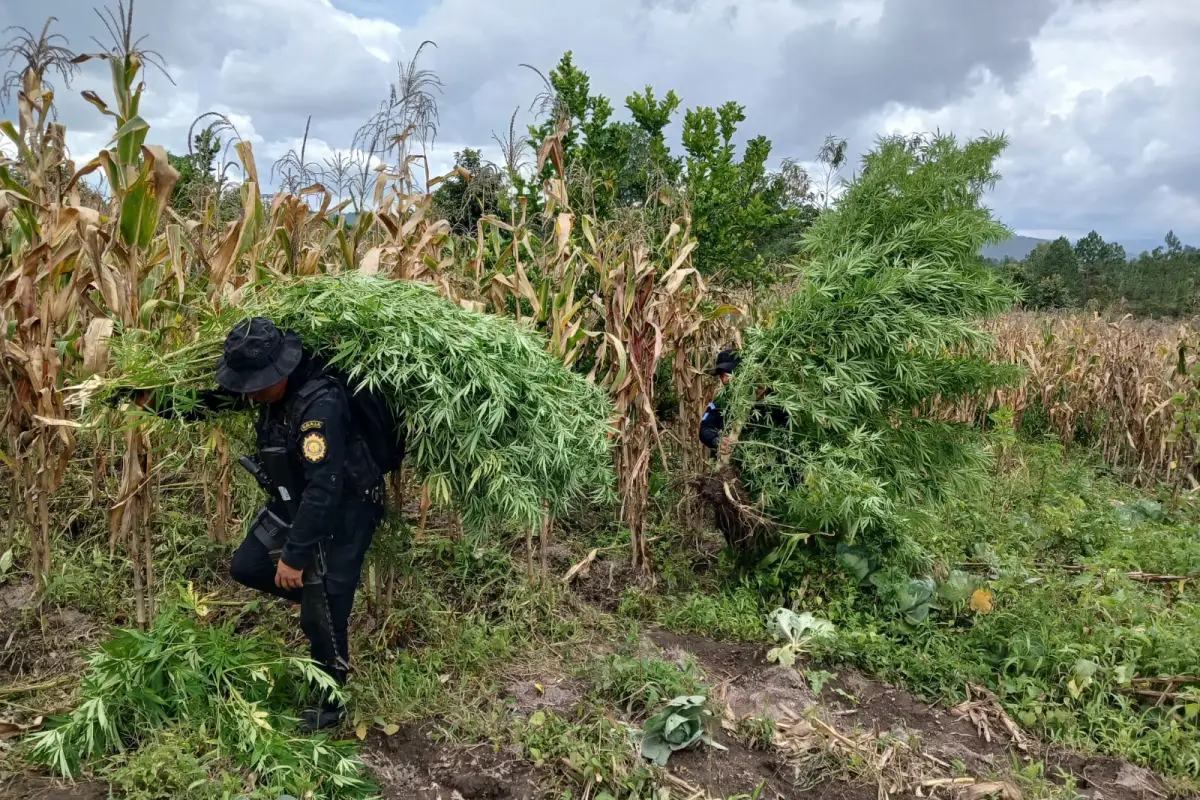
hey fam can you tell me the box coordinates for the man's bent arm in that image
[699,400,724,454]
[146,388,248,421]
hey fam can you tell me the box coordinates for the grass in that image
[587,652,707,717]
[734,714,776,751]
[515,705,655,795]
[813,440,1200,778]
[9,430,1200,796]
[638,435,1200,783]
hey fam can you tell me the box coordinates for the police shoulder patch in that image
[302,432,327,463]
[300,419,324,432]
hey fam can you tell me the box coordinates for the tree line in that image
[992,230,1200,318]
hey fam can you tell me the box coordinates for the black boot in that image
[299,701,344,734]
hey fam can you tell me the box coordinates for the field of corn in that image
[945,313,1200,486]
[2,7,1200,800]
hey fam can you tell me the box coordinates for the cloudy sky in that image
[2,0,1196,250]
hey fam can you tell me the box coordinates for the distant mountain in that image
[981,235,1050,262]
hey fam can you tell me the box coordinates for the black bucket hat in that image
[215,317,303,394]
[713,348,741,376]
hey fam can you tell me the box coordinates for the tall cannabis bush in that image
[726,134,1019,559]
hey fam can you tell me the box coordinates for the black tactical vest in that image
[254,369,380,496]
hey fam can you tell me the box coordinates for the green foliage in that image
[168,128,223,217]
[430,148,505,235]
[107,727,244,800]
[805,669,837,696]
[656,587,767,642]
[638,695,723,766]
[998,229,1200,317]
[26,599,371,798]
[589,653,706,717]
[681,101,804,283]
[728,133,1018,557]
[734,714,776,751]
[525,52,812,279]
[96,272,616,530]
[517,706,655,794]
[810,441,1200,778]
[764,608,835,666]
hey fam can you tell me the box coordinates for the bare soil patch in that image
[649,630,1176,800]
[571,557,635,613]
[0,580,104,684]
[361,723,541,800]
[0,774,109,800]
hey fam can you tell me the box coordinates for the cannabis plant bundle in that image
[90,272,615,529]
[27,600,369,798]
[725,134,1019,559]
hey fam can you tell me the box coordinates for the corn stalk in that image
[66,29,180,625]
[589,219,704,578]
[938,311,1200,485]
[0,66,88,588]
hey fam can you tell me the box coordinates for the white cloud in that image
[1,0,1195,244]
[865,0,1200,243]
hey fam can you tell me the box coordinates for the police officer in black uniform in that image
[143,318,385,732]
[699,348,740,457]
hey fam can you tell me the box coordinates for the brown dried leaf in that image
[965,781,1022,800]
[82,317,115,376]
[562,548,598,584]
[359,247,383,276]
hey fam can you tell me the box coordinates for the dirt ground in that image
[648,630,1170,800]
[0,774,110,800]
[359,630,1174,800]
[361,724,541,800]
[0,576,1181,800]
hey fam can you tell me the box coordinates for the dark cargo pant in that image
[229,495,382,686]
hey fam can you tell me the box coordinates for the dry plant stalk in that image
[939,311,1199,485]
[951,684,1030,752]
[591,220,705,578]
[766,703,1020,800]
[0,65,85,587]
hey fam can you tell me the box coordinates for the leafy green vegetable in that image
[638,696,724,766]
[836,542,876,584]
[894,578,936,626]
[937,569,975,604]
[765,608,835,667]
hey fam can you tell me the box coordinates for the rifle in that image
[238,447,326,582]
[239,449,298,517]
[240,448,344,684]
